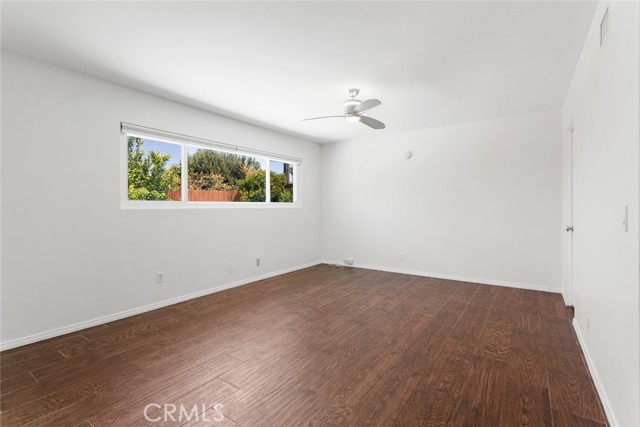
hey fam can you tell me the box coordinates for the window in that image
[187,145,266,202]
[127,136,182,201]
[122,123,300,207]
[269,161,294,203]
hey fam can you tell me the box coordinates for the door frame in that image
[565,119,575,306]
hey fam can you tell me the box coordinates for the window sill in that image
[121,201,302,209]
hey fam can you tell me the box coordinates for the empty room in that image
[1,1,639,426]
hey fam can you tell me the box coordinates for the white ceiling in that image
[1,1,597,143]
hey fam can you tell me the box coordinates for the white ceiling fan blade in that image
[353,99,381,114]
[360,116,385,129]
[301,115,344,121]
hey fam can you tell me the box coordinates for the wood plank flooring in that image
[0,265,607,426]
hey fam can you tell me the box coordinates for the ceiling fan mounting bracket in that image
[348,88,360,98]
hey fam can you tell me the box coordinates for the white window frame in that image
[120,122,301,209]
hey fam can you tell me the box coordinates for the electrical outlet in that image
[156,272,164,284]
[256,258,261,267]
[400,253,406,262]
[344,258,354,266]
[229,263,234,273]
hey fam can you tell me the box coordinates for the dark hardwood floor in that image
[0,265,607,426]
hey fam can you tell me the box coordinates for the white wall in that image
[561,2,640,426]
[321,110,562,290]
[0,51,322,348]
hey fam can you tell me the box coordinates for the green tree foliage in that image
[165,164,182,192]
[189,173,235,191]
[128,187,170,201]
[270,171,293,202]
[237,170,293,203]
[188,149,261,187]
[238,170,266,202]
[127,137,180,201]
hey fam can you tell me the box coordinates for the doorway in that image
[564,121,575,307]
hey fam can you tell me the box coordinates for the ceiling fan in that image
[302,88,385,129]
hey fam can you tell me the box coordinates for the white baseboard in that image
[0,260,322,351]
[572,318,618,427]
[321,260,562,294]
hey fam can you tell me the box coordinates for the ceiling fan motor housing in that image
[344,99,361,115]
[344,88,361,114]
